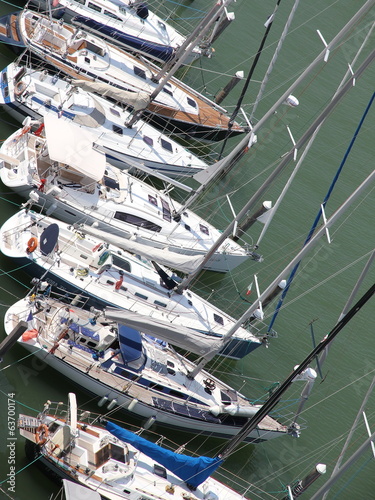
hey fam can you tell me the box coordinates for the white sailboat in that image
[6,291,285,442]
[17,393,255,499]
[0,114,256,273]
[0,61,208,178]
[0,208,268,360]
[0,8,245,141]
[29,0,209,64]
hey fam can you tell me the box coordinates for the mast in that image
[267,90,375,332]
[187,169,375,378]
[176,47,375,293]
[309,431,375,500]
[218,0,283,159]
[175,0,375,213]
[218,283,375,459]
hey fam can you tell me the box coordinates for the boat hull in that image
[17,341,281,443]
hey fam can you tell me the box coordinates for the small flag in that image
[246,283,253,296]
[26,310,33,322]
[52,0,60,7]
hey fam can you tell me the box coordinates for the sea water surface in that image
[0,0,374,498]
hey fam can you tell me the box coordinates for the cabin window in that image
[88,2,101,12]
[76,0,85,4]
[111,443,126,463]
[133,66,147,80]
[109,108,121,117]
[187,97,197,109]
[1,72,7,85]
[199,224,209,236]
[135,292,148,301]
[154,300,167,308]
[214,314,224,326]
[184,224,191,232]
[169,390,184,399]
[111,254,131,273]
[154,464,167,478]
[162,87,173,97]
[160,139,173,153]
[84,57,90,64]
[160,199,171,222]
[114,212,162,232]
[112,125,123,135]
[148,195,157,207]
[104,10,122,21]
[143,136,153,147]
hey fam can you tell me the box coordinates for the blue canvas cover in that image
[106,421,222,488]
[39,224,59,256]
[118,324,142,363]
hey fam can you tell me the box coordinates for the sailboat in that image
[0,208,268,360]
[0,9,245,141]
[6,292,285,442]
[0,116,254,274]
[0,62,208,178]
[17,393,253,498]
[29,0,211,64]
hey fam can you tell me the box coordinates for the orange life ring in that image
[35,423,49,446]
[26,237,38,254]
[15,80,27,97]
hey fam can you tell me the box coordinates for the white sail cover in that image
[82,224,205,274]
[71,80,151,111]
[44,114,106,181]
[104,308,220,356]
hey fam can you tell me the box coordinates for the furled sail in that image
[106,421,222,488]
[71,80,151,111]
[104,308,219,356]
[82,224,205,274]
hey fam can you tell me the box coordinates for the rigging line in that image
[267,90,375,332]
[261,249,375,321]
[288,368,375,422]
[217,0,283,159]
[0,454,43,486]
[218,282,375,459]
[250,0,301,121]
[0,346,47,372]
[331,454,373,500]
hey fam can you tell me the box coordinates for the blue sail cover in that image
[106,421,222,488]
[72,16,174,63]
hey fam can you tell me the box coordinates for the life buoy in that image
[26,237,38,254]
[15,80,27,97]
[35,423,49,446]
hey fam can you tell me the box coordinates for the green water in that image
[0,0,374,498]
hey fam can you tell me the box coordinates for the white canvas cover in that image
[43,114,106,182]
[82,225,204,274]
[72,80,151,111]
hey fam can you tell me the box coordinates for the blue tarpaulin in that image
[106,421,222,488]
